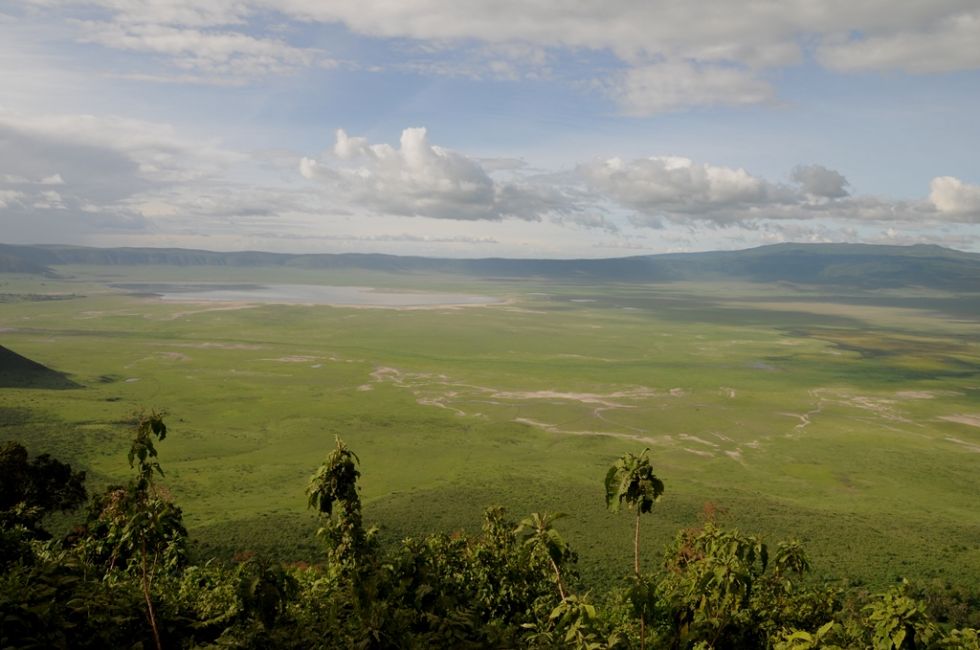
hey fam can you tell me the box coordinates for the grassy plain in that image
[1,265,978,589]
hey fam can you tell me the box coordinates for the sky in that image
[1,1,980,258]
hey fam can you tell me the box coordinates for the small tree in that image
[0,441,87,529]
[605,448,663,649]
[515,512,573,601]
[0,441,87,566]
[660,522,768,647]
[80,410,186,650]
[864,582,939,650]
[307,437,369,572]
[604,448,663,577]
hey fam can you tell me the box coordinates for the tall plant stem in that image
[141,540,163,650]
[634,509,641,576]
[635,509,646,650]
[549,556,567,601]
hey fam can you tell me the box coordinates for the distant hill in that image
[0,250,55,275]
[0,345,79,389]
[1,242,978,290]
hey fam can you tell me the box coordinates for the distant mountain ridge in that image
[1,242,979,290]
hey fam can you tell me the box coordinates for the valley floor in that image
[1,265,978,588]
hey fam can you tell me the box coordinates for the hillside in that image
[0,345,79,389]
[1,242,979,290]
[0,251,55,275]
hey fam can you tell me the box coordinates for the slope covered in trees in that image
[1,415,977,649]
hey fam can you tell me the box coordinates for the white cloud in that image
[78,21,328,77]
[0,109,248,243]
[818,10,980,74]
[0,110,240,186]
[611,61,775,115]
[12,0,973,112]
[577,155,955,228]
[263,0,811,64]
[301,127,582,221]
[0,172,66,185]
[273,1,980,116]
[298,157,319,180]
[18,0,980,110]
[264,1,980,78]
[930,176,980,220]
[550,212,620,233]
[32,189,66,209]
[269,1,975,65]
[332,129,370,159]
[580,156,775,222]
[24,0,251,28]
[792,164,850,199]
[40,173,65,185]
[0,190,25,208]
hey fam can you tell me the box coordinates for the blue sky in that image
[2,1,979,257]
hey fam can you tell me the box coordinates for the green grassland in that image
[1,265,978,590]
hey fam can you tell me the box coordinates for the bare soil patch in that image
[939,415,980,428]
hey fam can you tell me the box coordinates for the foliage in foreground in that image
[1,416,977,649]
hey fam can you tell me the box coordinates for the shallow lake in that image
[110,283,501,307]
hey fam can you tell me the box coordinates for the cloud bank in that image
[2,105,978,253]
[17,1,980,112]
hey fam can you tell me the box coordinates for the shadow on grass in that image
[0,345,80,389]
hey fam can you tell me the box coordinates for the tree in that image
[78,410,186,650]
[604,448,664,649]
[306,436,369,572]
[865,582,939,650]
[0,441,86,565]
[515,512,573,601]
[660,522,769,647]
[604,448,664,577]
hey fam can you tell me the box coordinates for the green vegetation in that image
[1,425,977,648]
[0,345,79,389]
[0,261,978,599]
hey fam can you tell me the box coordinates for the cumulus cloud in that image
[332,129,371,159]
[298,157,319,180]
[612,62,775,115]
[792,164,850,199]
[300,127,581,221]
[576,155,954,228]
[0,190,25,208]
[580,156,775,222]
[930,176,980,220]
